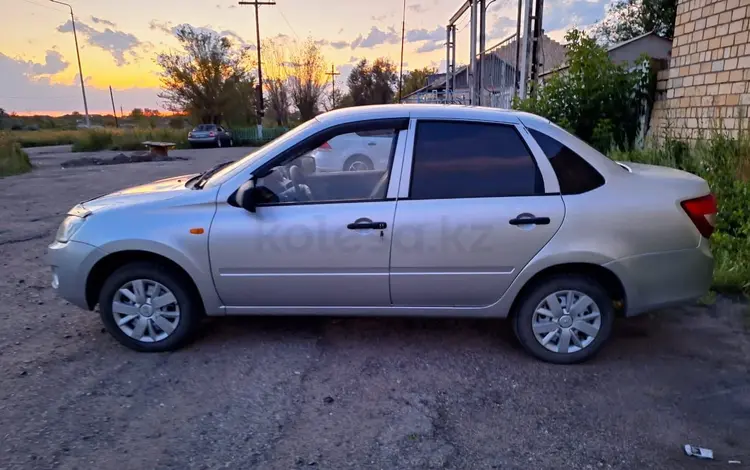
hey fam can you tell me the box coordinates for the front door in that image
[389,120,565,307]
[209,122,406,308]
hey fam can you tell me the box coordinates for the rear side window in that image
[410,121,543,200]
[528,128,604,195]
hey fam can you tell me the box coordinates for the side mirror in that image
[233,179,257,213]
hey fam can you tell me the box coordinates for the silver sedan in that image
[47,104,714,363]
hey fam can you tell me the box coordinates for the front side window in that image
[410,121,543,200]
[254,126,400,205]
[528,128,604,195]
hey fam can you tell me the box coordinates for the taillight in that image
[319,141,332,150]
[681,194,717,238]
[188,132,193,137]
[209,131,216,137]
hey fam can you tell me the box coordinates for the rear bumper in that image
[47,240,106,310]
[188,137,218,144]
[604,239,714,316]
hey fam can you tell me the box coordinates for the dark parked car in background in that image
[188,124,233,148]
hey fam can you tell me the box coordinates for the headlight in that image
[55,215,87,243]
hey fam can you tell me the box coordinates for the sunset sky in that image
[4,0,608,115]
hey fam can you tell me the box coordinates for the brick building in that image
[648,0,750,139]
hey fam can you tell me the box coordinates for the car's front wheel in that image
[98,262,202,352]
[513,275,614,364]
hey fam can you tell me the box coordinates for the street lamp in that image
[50,0,90,127]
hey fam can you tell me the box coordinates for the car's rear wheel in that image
[98,262,201,352]
[343,155,373,171]
[216,138,222,148]
[513,275,614,364]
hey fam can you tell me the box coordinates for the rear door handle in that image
[347,221,387,230]
[509,216,550,226]
[367,142,377,146]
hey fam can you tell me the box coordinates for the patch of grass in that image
[612,129,750,294]
[0,138,32,177]
[1,129,82,148]
[71,129,114,152]
[70,129,190,152]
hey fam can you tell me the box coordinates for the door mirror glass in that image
[234,179,257,212]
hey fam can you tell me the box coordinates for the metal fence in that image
[232,126,288,145]
[402,33,520,109]
[479,34,519,109]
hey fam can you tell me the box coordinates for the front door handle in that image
[347,221,387,230]
[509,215,550,226]
[367,142,377,146]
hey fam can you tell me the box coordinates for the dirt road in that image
[1,147,749,469]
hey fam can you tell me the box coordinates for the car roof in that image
[315,104,548,127]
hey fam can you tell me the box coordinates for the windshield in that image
[201,118,319,187]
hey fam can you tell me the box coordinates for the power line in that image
[20,0,65,13]
[276,8,300,40]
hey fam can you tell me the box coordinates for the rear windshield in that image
[193,124,216,131]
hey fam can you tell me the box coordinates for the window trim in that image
[405,119,549,201]
[246,123,409,208]
[253,118,409,178]
[526,127,606,195]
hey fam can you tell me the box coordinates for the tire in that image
[512,275,614,364]
[98,262,202,352]
[228,138,234,147]
[216,138,222,148]
[343,155,373,171]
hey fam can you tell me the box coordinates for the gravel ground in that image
[1,146,749,470]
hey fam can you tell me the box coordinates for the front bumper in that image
[604,239,714,316]
[47,240,106,310]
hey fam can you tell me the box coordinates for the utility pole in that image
[109,86,118,128]
[514,0,522,98]
[325,64,340,109]
[120,106,124,120]
[529,0,544,95]
[518,0,533,99]
[469,0,477,105]
[478,0,486,106]
[238,0,275,138]
[51,0,89,127]
[398,0,407,102]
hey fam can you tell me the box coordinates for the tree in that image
[169,116,186,129]
[594,0,676,44]
[401,66,437,99]
[514,29,651,151]
[322,88,345,112]
[157,25,252,124]
[223,77,259,126]
[288,39,327,122]
[144,108,161,129]
[130,108,146,127]
[263,38,292,127]
[347,58,398,106]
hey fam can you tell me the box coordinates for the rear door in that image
[389,119,565,307]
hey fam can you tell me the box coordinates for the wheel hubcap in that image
[112,279,180,343]
[348,161,367,171]
[531,290,601,354]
